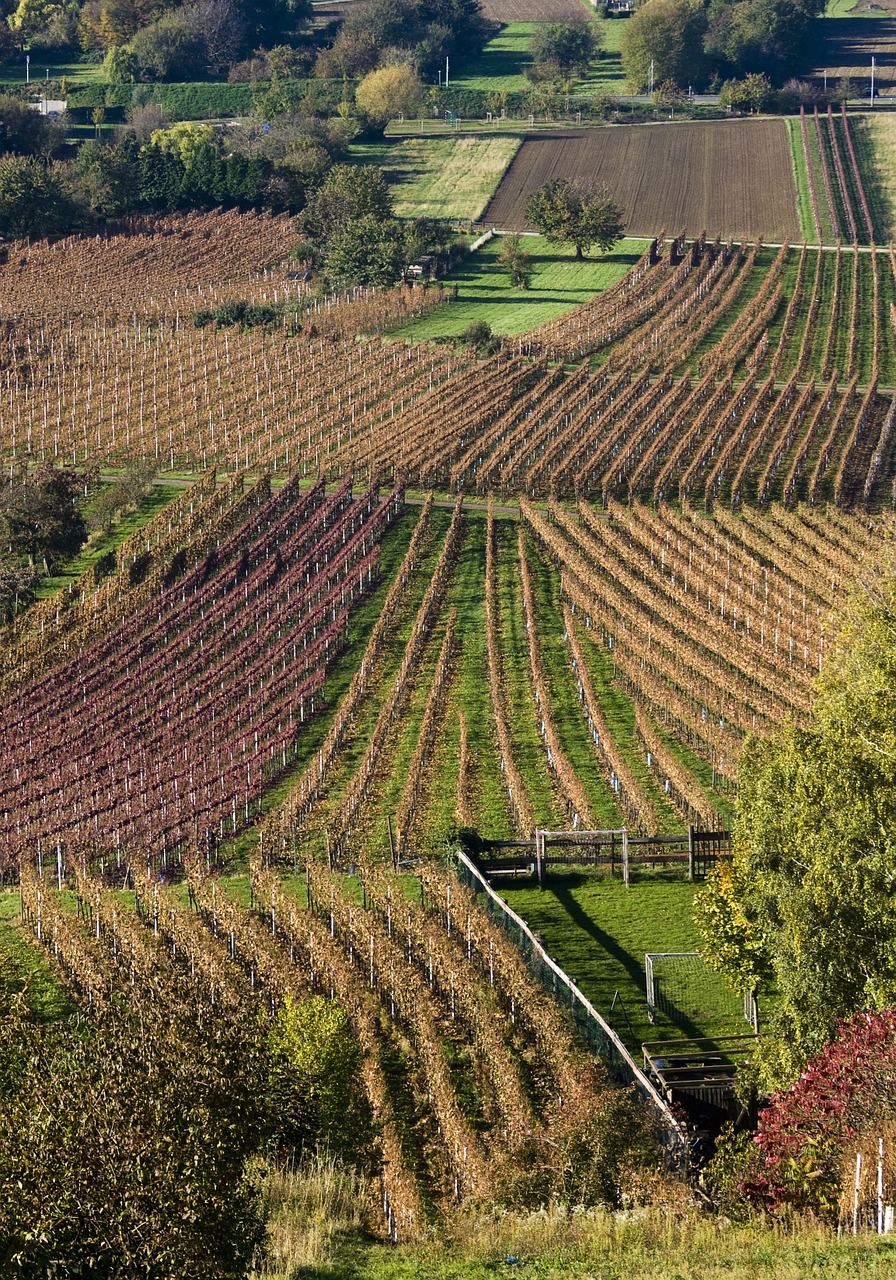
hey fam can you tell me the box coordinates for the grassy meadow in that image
[452,22,540,93]
[391,235,649,339]
[386,135,522,220]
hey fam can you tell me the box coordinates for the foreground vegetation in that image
[254,1176,896,1278]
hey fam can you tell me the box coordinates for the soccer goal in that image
[645,952,754,1029]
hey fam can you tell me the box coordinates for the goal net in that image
[645,952,750,1029]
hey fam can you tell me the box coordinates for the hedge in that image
[67,81,258,117]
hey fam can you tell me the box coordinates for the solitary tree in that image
[355,63,423,128]
[525,178,624,259]
[528,20,601,83]
[499,232,533,288]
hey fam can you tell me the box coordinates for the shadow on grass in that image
[547,873,712,1045]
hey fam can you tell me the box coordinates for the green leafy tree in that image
[705,0,823,76]
[102,43,140,82]
[268,995,376,1161]
[718,71,774,112]
[0,93,65,157]
[620,0,707,92]
[355,63,423,127]
[0,464,88,572]
[0,986,268,1276]
[130,12,205,81]
[0,155,74,242]
[525,178,624,259]
[296,162,393,245]
[529,21,601,80]
[698,569,896,1091]
[323,212,409,286]
[6,0,64,47]
[499,232,533,288]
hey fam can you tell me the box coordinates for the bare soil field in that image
[483,121,802,241]
[807,17,896,95]
[478,0,591,19]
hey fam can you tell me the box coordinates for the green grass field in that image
[452,18,624,98]
[0,54,106,86]
[391,235,649,340]
[498,868,746,1053]
[386,135,522,221]
[787,117,821,242]
[452,23,540,93]
[0,891,73,1021]
[34,482,182,601]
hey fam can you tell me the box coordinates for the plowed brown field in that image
[483,121,801,241]
[478,0,591,18]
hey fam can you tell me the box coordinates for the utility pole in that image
[871,56,876,106]
[648,59,654,96]
[445,57,449,88]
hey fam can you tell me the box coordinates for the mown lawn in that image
[499,867,746,1051]
[387,135,522,221]
[451,23,539,93]
[452,18,626,98]
[391,235,649,340]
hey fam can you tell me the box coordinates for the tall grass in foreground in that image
[250,1165,896,1279]
[250,1158,371,1278]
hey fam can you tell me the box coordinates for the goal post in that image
[645,951,750,1028]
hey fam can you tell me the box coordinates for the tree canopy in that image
[528,20,602,83]
[697,565,896,1092]
[525,178,625,259]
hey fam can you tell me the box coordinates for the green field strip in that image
[387,135,522,222]
[351,611,456,863]
[495,516,561,829]
[391,237,650,342]
[833,249,857,378]
[498,868,746,1052]
[424,513,515,843]
[33,482,182,602]
[571,15,628,97]
[452,22,538,92]
[788,117,822,243]
[222,505,433,864]
[525,530,625,830]
[0,890,75,1021]
[569,628,683,836]
[804,116,838,244]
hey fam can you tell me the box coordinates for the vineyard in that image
[3,221,896,507]
[4,208,896,1247]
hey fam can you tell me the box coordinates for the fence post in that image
[622,829,629,888]
[688,825,695,881]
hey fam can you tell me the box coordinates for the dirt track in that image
[482,120,802,242]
